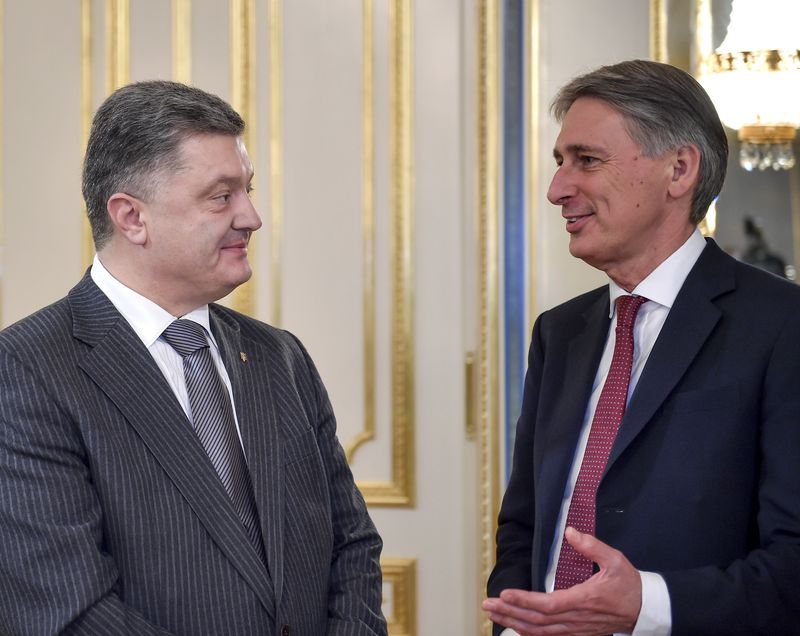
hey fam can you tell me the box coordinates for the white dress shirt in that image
[90,255,246,451]
[502,229,706,636]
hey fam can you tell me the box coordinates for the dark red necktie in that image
[554,294,648,589]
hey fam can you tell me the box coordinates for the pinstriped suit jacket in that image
[0,273,386,636]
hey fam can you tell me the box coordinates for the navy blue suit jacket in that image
[489,239,800,635]
[0,273,386,635]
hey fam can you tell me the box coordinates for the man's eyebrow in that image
[199,173,254,196]
[554,143,606,158]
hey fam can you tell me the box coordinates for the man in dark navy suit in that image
[0,81,386,635]
[484,60,800,635]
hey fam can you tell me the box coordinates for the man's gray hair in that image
[551,59,728,224]
[82,80,245,249]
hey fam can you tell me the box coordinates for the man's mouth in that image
[221,233,251,251]
[564,212,593,232]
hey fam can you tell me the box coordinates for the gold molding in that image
[229,0,257,317]
[790,162,800,271]
[465,352,476,440]
[650,0,667,63]
[693,0,713,77]
[477,0,500,633]
[82,0,129,270]
[107,0,130,92]
[268,0,283,325]
[381,557,417,636]
[80,0,94,270]
[172,0,192,83]
[345,0,377,463]
[0,0,4,326]
[356,0,415,508]
[527,0,540,327]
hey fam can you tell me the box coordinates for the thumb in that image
[564,526,616,569]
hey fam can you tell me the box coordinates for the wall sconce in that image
[699,0,800,171]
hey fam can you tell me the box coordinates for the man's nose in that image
[237,195,263,232]
[547,166,574,206]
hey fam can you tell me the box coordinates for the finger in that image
[496,591,597,624]
[484,610,590,636]
[484,606,570,635]
[500,587,583,615]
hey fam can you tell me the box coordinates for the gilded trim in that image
[345,0,377,463]
[478,0,500,633]
[356,0,415,507]
[82,0,129,269]
[229,0,257,316]
[650,0,667,63]
[268,0,283,325]
[465,352,476,440]
[693,0,713,77]
[81,0,93,269]
[381,557,417,636]
[709,49,800,73]
[527,0,540,327]
[172,0,192,83]
[0,0,4,325]
[790,163,800,272]
[107,0,130,92]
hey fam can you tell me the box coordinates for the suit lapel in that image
[70,275,275,618]
[211,310,283,609]
[607,240,735,469]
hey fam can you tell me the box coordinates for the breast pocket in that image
[281,427,319,465]
[668,384,740,415]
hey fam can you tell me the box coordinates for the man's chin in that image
[230,269,253,290]
[568,235,589,259]
[568,237,605,270]
[209,268,253,303]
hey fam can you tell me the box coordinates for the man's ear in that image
[667,144,701,200]
[106,193,148,246]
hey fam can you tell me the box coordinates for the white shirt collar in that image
[90,254,212,347]
[608,229,706,317]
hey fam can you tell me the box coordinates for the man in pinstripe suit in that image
[0,81,386,636]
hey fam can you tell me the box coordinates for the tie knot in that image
[162,319,209,358]
[615,295,647,329]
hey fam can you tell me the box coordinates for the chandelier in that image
[699,0,800,171]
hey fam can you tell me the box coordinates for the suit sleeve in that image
[291,338,387,636]
[662,310,800,635]
[487,316,546,634]
[0,351,173,636]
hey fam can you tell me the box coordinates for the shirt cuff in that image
[500,630,521,636]
[626,571,671,636]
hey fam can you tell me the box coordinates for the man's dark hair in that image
[82,80,245,249]
[551,59,728,224]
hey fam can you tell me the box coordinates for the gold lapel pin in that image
[239,352,248,363]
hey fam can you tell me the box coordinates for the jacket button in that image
[281,626,292,636]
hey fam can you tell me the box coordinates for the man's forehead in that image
[174,133,252,169]
[553,98,636,154]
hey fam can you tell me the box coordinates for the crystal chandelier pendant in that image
[738,125,797,172]
[699,0,800,171]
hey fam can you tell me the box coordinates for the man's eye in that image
[579,155,598,166]
[215,193,231,203]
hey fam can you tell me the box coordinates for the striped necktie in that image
[162,319,266,562]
